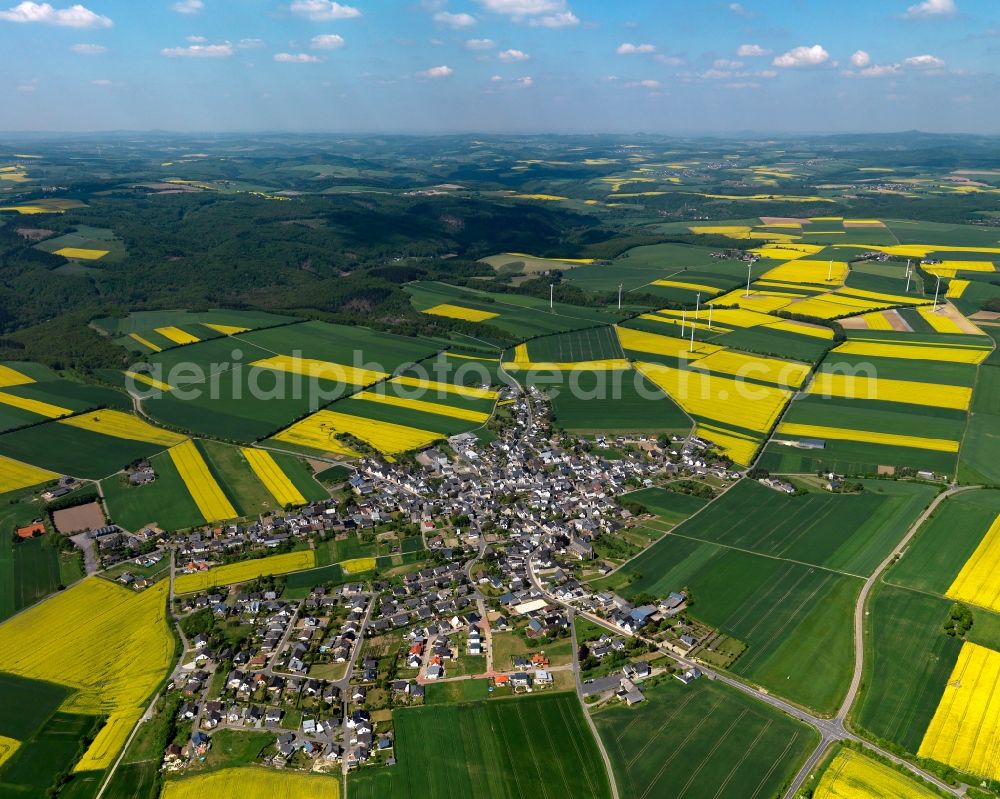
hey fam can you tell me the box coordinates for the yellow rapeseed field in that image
[250,355,387,386]
[651,279,723,294]
[640,313,729,334]
[696,424,760,466]
[0,578,175,772]
[169,440,237,523]
[945,515,1000,613]
[123,371,174,392]
[712,290,794,314]
[636,361,790,433]
[775,423,960,453]
[174,550,316,594]
[918,642,1000,781]
[806,373,972,411]
[750,243,824,260]
[0,391,72,419]
[154,326,200,345]
[60,409,187,446]
[128,332,162,352]
[390,375,497,401]
[657,307,773,329]
[53,247,109,260]
[160,766,339,799]
[692,350,811,388]
[0,364,34,388]
[616,327,720,360]
[349,390,491,424]
[762,259,849,285]
[946,279,970,299]
[512,193,567,201]
[504,359,631,371]
[838,287,921,305]
[852,310,895,331]
[787,296,880,320]
[814,749,941,799]
[916,306,965,335]
[342,557,377,574]
[421,303,499,323]
[832,341,990,364]
[0,736,19,769]
[688,225,753,238]
[764,320,835,339]
[274,409,441,455]
[242,448,306,508]
[203,323,249,335]
[0,453,58,493]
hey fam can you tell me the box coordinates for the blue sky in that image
[1,0,998,133]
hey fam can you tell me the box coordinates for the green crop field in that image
[525,326,624,362]
[523,368,691,435]
[958,364,1000,484]
[854,585,962,753]
[349,693,611,799]
[564,242,730,292]
[0,711,104,796]
[605,532,859,713]
[102,450,204,532]
[618,486,707,524]
[0,421,171,480]
[652,478,936,576]
[593,678,818,799]
[887,489,1000,595]
[709,325,833,362]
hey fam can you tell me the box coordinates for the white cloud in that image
[737,43,770,57]
[238,37,264,48]
[289,0,361,21]
[859,63,901,77]
[465,37,494,49]
[476,0,578,27]
[756,69,777,78]
[654,53,684,66]
[0,2,112,27]
[417,64,453,78]
[16,79,37,92]
[616,42,655,55]
[528,10,577,26]
[490,74,502,81]
[186,34,206,42]
[161,41,234,57]
[904,0,956,18]
[70,42,106,54]
[91,78,112,85]
[714,58,743,69]
[772,44,829,68]
[498,48,529,61]
[905,53,945,68]
[171,0,203,14]
[728,2,752,16]
[515,75,533,87]
[624,78,659,89]
[310,33,344,49]
[274,52,322,62]
[850,49,870,67]
[434,10,476,27]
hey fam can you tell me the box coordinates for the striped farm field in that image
[833,341,991,364]
[918,642,1000,781]
[53,247,108,260]
[153,326,200,345]
[766,319,835,339]
[806,373,972,411]
[763,258,849,285]
[128,332,162,352]
[774,423,959,453]
[692,349,811,388]
[59,409,187,446]
[617,326,721,360]
[945,514,1000,613]
[946,280,970,299]
[275,409,443,456]
[202,323,249,336]
[123,370,174,392]
[168,440,238,523]
[815,749,941,799]
[0,578,174,772]
[0,391,71,419]
[161,767,339,799]
[348,390,491,424]
[651,278,724,294]
[390,375,497,401]
[0,735,19,769]
[421,302,499,322]
[636,361,791,434]
[241,448,306,508]
[0,454,57,493]
[174,550,316,593]
[250,354,387,386]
